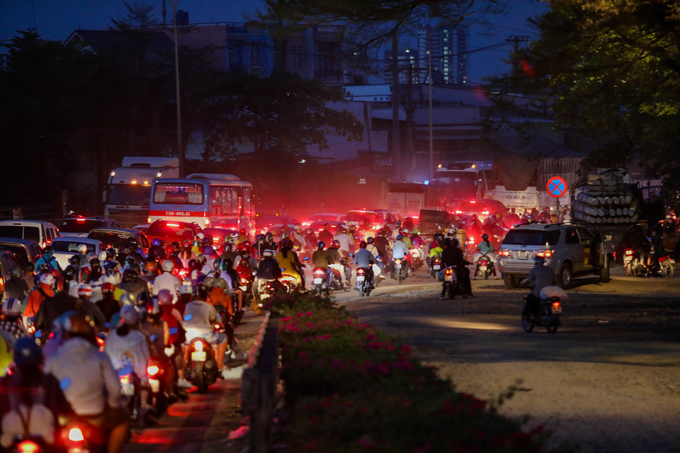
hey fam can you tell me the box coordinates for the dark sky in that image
[0,0,547,83]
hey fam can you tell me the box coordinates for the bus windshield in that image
[106,185,151,206]
[153,183,204,205]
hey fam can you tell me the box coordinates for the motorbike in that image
[391,258,409,285]
[442,266,469,299]
[117,366,147,429]
[475,253,496,280]
[522,295,562,334]
[409,248,424,271]
[355,267,372,297]
[146,360,170,416]
[185,337,219,392]
[237,268,256,310]
[625,248,675,278]
[311,267,348,293]
[430,256,442,279]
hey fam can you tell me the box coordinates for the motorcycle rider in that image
[373,230,390,266]
[255,249,284,296]
[275,238,305,288]
[318,223,334,246]
[182,276,232,379]
[520,256,555,316]
[327,240,348,287]
[291,224,307,252]
[473,233,499,279]
[149,238,166,262]
[439,238,464,299]
[353,241,379,288]
[98,282,122,323]
[0,337,74,449]
[0,298,29,347]
[3,266,29,301]
[44,312,130,453]
[312,241,334,285]
[153,260,181,303]
[389,235,410,279]
[334,226,355,254]
[24,272,55,321]
[252,234,268,261]
[365,237,384,283]
[648,224,665,274]
[120,268,150,306]
[35,246,61,272]
[87,257,104,284]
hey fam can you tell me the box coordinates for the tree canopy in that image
[489,0,680,201]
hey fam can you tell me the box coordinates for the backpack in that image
[0,373,56,447]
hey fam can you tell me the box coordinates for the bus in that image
[149,173,255,235]
[434,160,493,202]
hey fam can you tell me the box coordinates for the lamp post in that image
[168,0,183,177]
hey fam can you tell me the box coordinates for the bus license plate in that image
[313,278,322,284]
[150,379,160,393]
[357,275,365,282]
[191,351,207,362]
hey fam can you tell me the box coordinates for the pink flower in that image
[376,364,389,375]
[366,333,377,341]
[384,342,395,351]
[306,321,314,328]
[306,311,314,317]
[316,334,331,340]
[297,313,305,318]
[366,342,382,350]
[400,344,412,356]
[280,316,293,322]
[395,360,413,371]
[331,358,343,369]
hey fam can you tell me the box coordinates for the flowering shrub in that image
[270,292,548,453]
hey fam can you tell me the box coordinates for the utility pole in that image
[168,0,184,177]
[507,35,530,74]
[391,30,401,182]
[162,0,167,27]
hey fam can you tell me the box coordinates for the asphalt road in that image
[342,266,680,453]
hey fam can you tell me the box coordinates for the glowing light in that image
[131,179,137,184]
[147,365,160,376]
[157,171,162,177]
[110,171,116,177]
[68,427,85,442]
[194,341,204,352]
[424,180,430,185]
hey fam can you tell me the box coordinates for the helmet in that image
[38,263,51,274]
[265,232,273,240]
[165,245,175,256]
[78,244,88,254]
[318,241,326,249]
[396,235,403,240]
[146,261,158,273]
[62,312,94,337]
[237,243,249,253]
[120,305,140,325]
[332,240,341,249]
[214,278,227,289]
[256,234,265,242]
[182,239,191,247]
[359,241,367,249]
[77,284,93,298]
[122,268,139,283]
[89,257,101,268]
[402,229,409,234]
[203,276,215,289]
[230,232,239,241]
[171,241,180,252]
[105,249,116,259]
[13,337,43,368]
[63,266,77,282]
[161,260,174,272]
[367,237,375,244]
[262,248,274,257]
[158,289,174,306]
[42,246,53,256]
[482,233,489,240]
[152,238,162,247]
[124,256,135,266]
[239,228,246,235]
[101,282,115,294]
[243,240,251,248]
[180,284,193,295]
[9,266,21,279]
[534,256,545,265]
[69,255,81,266]
[196,254,207,265]
[39,273,55,286]
[119,292,137,306]
[2,297,22,315]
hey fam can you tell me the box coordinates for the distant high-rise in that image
[383,47,420,85]
[418,23,469,84]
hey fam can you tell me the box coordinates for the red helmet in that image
[50,269,61,279]
[237,243,249,253]
[242,240,251,248]
[102,282,115,294]
[165,245,174,255]
[239,228,246,235]
[332,240,341,250]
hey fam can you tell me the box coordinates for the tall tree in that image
[488,0,680,204]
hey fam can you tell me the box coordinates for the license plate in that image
[395,263,401,269]
[240,286,247,291]
[260,293,270,300]
[191,351,207,362]
[480,265,487,271]
[624,258,632,265]
[121,383,135,396]
[518,252,529,260]
[357,275,365,282]
[150,379,160,393]
[433,265,440,270]
[313,278,322,284]
[552,306,562,314]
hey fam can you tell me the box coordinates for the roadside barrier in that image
[241,312,279,453]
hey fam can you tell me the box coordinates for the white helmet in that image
[230,232,239,240]
[161,259,174,272]
[196,232,205,240]
[294,224,301,231]
[447,228,455,235]
[99,251,108,261]
[77,284,93,298]
[78,244,88,254]
[402,229,409,234]
[119,292,136,306]
[39,273,55,286]
[2,298,22,315]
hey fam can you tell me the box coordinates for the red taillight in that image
[357,269,365,275]
[552,301,561,311]
[536,250,553,258]
[395,259,402,264]
[96,337,105,348]
[625,249,633,256]
[445,269,452,276]
[499,251,510,257]
[455,210,462,214]
[313,269,326,276]
[77,218,86,223]
[194,341,204,352]
[18,440,40,453]
[147,365,160,376]
[214,324,221,330]
[120,374,130,385]
[68,427,85,442]
[241,278,246,283]
[167,223,179,227]
[481,260,487,265]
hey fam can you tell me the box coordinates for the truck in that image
[387,183,446,219]
[103,157,179,228]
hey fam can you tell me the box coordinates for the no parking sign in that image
[546,177,567,198]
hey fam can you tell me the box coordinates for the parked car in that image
[51,237,105,270]
[0,251,21,300]
[0,220,60,249]
[498,224,613,289]
[0,238,42,268]
[145,220,203,247]
[255,216,300,234]
[59,216,121,238]
[302,213,347,227]
[87,227,150,255]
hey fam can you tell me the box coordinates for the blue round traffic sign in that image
[547,177,567,198]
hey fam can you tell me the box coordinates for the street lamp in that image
[428,12,475,182]
[168,0,183,177]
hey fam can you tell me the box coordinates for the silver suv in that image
[498,224,612,289]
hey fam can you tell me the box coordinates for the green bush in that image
[269,292,548,453]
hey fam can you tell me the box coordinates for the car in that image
[132,224,150,233]
[0,220,60,249]
[0,238,42,268]
[51,237,105,270]
[203,227,234,245]
[373,209,401,226]
[345,210,382,229]
[255,215,300,234]
[308,220,344,235]
[146,220,203,247]
[87,227,150,255]
[302,213,347,227]
[59,216,121,238]
[498,223,613,289]
[0,251,21,300]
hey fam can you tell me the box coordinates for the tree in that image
[487,0,680,204]
[201,72,363,165]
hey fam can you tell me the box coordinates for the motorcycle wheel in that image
[626,263,634,277]
[447,284,455,300]
[660,260,674,278]
[193,363,206,393]
[398,274,403,285]
[521,307,534,332]
[482,271,488,281]
[155,391,168,416]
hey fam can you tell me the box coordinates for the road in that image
[342,266,680,453]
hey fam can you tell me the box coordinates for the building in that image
[418,23,469,84]
[383,48,420,85]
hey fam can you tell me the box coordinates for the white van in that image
[0,220,60,249]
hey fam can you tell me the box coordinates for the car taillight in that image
[536,250,553,258]
[96,336,105,348]
[41,241,46,248]
[17,440,40,453]
[313,269,326,276]
[194,341,204,352]
[499,250,510,257]
[468,237,474,244]
[119,374,130,385]
[205,219,210,226]
[68,427,85,442]
[214,324,221,330]
[455,210,462,214]
[552,301,561,311]
[147,365,160,376]
[625,249,633,256]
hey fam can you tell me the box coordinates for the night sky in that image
[0,0,547,83]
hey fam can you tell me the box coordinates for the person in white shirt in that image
[333,227,355,253]
[153,260,181,303]
[389,235,410,278]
